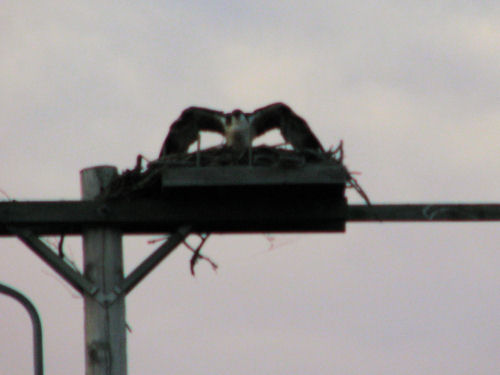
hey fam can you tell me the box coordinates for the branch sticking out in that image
[183,233,218,276]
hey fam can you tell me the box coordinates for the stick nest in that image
[99,144,344,200]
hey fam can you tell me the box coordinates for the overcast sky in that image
[1,1,499,374]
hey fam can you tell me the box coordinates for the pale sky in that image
[1,1,499,374]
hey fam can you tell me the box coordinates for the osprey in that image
[159,102,324,157]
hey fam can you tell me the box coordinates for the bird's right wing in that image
[159,107,226,156]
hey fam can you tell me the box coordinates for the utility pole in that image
[81,166,127,375]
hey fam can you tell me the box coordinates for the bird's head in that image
[226,109,247,128]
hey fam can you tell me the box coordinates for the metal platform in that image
[159,163,349,232]
[0,161,349,234]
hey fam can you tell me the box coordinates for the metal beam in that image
[1,202,499,236]
[0,197,346,235]
[347,204,500,221]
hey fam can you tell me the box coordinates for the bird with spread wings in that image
[159,102,324,157]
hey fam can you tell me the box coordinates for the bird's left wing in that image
[247,102,287,137]
[159,107,226,156]
[248,102,324,152]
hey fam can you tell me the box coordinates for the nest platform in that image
[100,146,348,232]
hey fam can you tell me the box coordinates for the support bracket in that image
[82,225,191,306]
[9,225,191,307]
[115,225,191,301]
[9,227,98,296]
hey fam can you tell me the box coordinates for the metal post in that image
[81,166,127,375]
[0,283,44,375]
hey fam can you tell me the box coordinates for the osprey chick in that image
[159,102,323,157]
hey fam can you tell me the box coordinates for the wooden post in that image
[81,166,127,375]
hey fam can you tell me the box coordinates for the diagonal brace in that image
[116,226,191,298]
[10,227,98,296]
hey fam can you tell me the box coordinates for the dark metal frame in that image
[1,202,499,236]
[2,200,498,305]
[0,283,44,375]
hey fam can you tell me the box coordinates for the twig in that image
[148,235,218,275]
[183,234,217,275]
[346,172,382,221]
[0,188,12,200]
[43,235,80,272]
[147,236,168,244]
[58,234,65,258]
[329,140,344,162]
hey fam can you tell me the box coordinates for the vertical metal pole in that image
[0,283,43,375]
[81,166,127,375]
